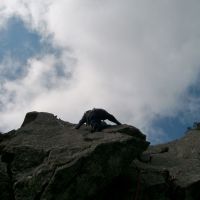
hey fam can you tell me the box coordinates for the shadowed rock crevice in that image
[1,152,15,200]
[34,182,49,200]
[6,162,16,200]
[183,181,200,200]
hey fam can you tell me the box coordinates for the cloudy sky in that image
[0,0,200,143]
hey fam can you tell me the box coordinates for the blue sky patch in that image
[150,115,187,143]
[0,17,61,81]
[150,75,200,143]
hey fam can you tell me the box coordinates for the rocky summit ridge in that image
[0,111,149,200]
[1,111,200,200]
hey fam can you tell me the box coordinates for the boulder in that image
[133,129,200,200]
[0,111,149,200]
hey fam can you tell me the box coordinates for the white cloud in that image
[0,1,200,142]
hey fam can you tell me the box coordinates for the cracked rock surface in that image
[133,129,200,200]
[0,111,149,200]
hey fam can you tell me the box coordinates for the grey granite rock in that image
[133,129,200,200]
[0,111,149,200]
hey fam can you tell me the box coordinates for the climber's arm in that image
[106,113,121,125]
[75,115,86,129]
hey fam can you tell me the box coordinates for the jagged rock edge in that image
[39,137,147,199]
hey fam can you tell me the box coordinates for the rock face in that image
[0,111,149,200]
[2,112,200,200]
[133,129,200,200]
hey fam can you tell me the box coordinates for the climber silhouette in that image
[75,108,121,132]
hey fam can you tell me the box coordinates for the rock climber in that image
[75,108,121,132]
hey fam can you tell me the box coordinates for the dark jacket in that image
[75,108,121,129]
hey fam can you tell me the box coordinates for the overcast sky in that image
[0,0,200,143]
